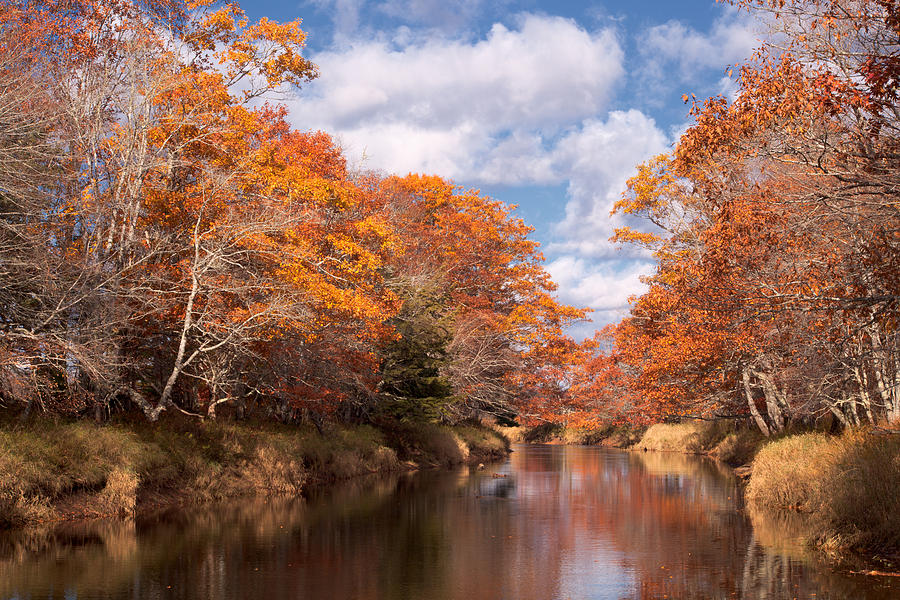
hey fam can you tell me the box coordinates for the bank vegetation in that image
[0,417,508,528]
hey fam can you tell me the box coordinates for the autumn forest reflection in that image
[3,445,898,600]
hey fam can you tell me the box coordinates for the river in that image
[2,444,897,599]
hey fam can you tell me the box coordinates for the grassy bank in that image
[498,422,644,448]
[746,431,900,559]
[0,418,509,529]
[629,421,900,561]
[633,422,763,467]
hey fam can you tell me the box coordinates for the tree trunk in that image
[743,370,771,436]
[753,370,785,432]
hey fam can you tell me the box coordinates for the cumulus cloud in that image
[548,110,669,257]
[548,256,652,311]
[640,9,761,75]
[286,13,624,179]
[306,0,368,41]
[630,8,760,112]
[546,256,656,336]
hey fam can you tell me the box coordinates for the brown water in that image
[2,444,897,599]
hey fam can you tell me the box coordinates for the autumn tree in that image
[0,0,586,430]
[596,0,899,433]
[372,174,588,424]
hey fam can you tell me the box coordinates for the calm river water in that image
[2,444,898,599]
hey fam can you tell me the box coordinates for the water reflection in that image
[2,445,897,599]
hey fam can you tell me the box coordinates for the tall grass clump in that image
[0,492,54,528]
[745,433,831,510]
[453,424,509,461]
[746,430,900,556]
[635,422,708,453]
[378,420,507,467]
[95,468,140,516]
[711,429,765,466]
[635,421,759,459]
[815,432,900,554]
[577,424,645,448]
[495,425,525,443]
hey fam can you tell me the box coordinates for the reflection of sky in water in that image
[556,533,633,600]
[2,445,898,600]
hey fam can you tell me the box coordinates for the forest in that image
[0,0,586,427]
[574,0,899,435]
[0,0,897,437]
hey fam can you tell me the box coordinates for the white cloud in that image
[548,110,669,257]
[631,8,760,111]
[286,14,624,180]
[640,10,760,74]
[307,0,367,41]
[546,256,656,335]
[335,121,492,179]
[716,75,740,103]
[547,256,650,311]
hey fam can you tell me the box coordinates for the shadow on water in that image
[2,445,898,599]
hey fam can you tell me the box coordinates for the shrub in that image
[746,430,900,556]
[745,433,831,510]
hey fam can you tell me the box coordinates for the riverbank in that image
[498,422,644,448]
[746,431,900,561]
[631,422,763,468]
[0,418,509,529]
[629,422,900,566]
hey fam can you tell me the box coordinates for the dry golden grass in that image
[378,420,507,467]
[815,432,900,554]
[711,429,764,466]
[496,425,525,443]
[452,424,509,461]
[0,491,54,528]
[634,423,708,453]
[601,426,645,448]
[634,421,755,458]
[498,423,642,448]
[0,418,504,528]
[745,433,832,510]
[94,468,139,516]
[747,430,900,556]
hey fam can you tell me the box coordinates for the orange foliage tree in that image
[0,0,589,427]
[371,174,588,424]
[585,0,899,433]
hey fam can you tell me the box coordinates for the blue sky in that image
[242,1,763,338]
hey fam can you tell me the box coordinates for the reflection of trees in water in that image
[1,448,897,599]
[0,499,313,599]
[744,507,896,600]
[510,446,898,600]
[508,447,747,599]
